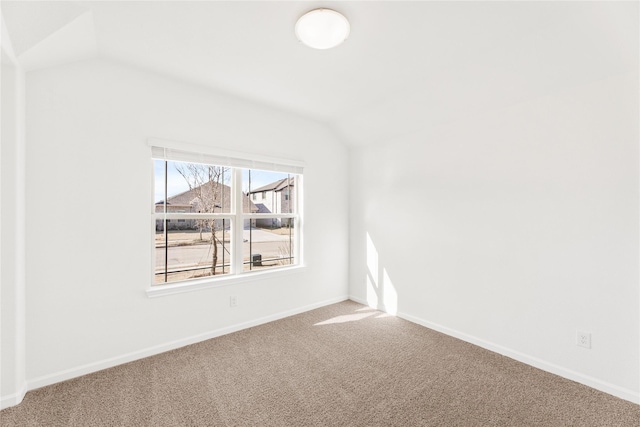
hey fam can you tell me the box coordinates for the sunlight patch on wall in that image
[382,268,397,315]
[366,274,379,309]
[366,232,378,281]
[366,232,380,308]
[366,232,398,314]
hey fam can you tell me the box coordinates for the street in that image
[155,228,294,283]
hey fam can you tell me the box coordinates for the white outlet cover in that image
[576,330,591,349]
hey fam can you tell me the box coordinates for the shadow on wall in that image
[366,232,398,315]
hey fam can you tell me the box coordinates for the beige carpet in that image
[1,300,639,426]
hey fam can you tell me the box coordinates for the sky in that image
[154,160,290,204]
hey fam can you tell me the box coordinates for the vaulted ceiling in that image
[1,1,637,147]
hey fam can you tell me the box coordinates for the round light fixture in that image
[295,9,350,50]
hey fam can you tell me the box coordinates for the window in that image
[152,145,302,286]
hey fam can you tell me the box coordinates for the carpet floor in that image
[1,300,639,426]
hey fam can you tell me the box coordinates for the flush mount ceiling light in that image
[295,8,350,50]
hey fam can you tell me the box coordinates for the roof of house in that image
[249,177,294,194]
[157,181,257,212]
[252,203,271,214]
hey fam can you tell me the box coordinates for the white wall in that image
[23,58,349,387]
[1,32,27,408]
[349,71,639,402]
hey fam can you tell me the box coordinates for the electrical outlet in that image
[230,296,237,308]
[576,330,591,349]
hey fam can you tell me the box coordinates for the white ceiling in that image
[1,1,637,147]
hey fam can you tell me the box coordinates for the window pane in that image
[155,220,231,284]
[158,160,232,214]
[242,221,295,272]
[153,156,302,285]
[243,169,295,214]
[154,159,166,207]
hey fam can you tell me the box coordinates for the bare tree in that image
[175,163,228,276]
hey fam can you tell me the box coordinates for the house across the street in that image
[247,177,295,228]
[155,181,257,231]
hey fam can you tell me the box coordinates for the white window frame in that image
[147,139,305,298]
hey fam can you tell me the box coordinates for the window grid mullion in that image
[153,213,233,220]
[237,215,298,220]
[232,168,244,275]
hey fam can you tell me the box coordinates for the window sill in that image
[145,265,306,298]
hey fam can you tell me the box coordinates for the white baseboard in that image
[0,382,27,410]
[27,295,350,393]
[348,295,640,405]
